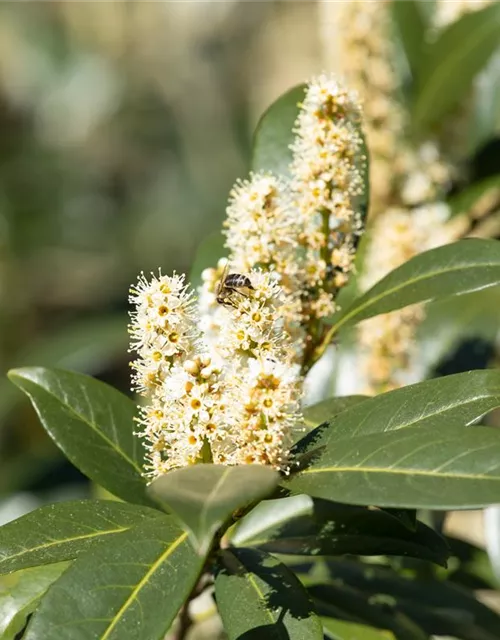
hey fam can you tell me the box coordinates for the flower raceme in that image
[129,269,303,478]
[200,74,366,370]
[129,74,366,478]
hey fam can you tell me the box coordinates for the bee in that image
[216,262,254,308]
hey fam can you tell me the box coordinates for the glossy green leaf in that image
[303,395,368,428]
[310,583,427,640]
[252,84,306,178]
[8,367,150,506]
[230,495,449,566]
[413,3,500,131]
[24,517,204,640]
[286,425,500,509]
[391,0,429,82]
[0,500,161,576]
[148,464,279,554]
[216,547,323,640]
[0,563,68,640]
[326,559,500,640]
[323,616,395,640]
[294,371,500,456]
[327,239,500,336]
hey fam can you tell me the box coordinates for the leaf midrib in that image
[17,374,142,475]
[301,466,500,481]
[99,531,188,639]
[0,526,129,569]
[198,468,231,543]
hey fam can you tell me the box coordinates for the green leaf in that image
[326,559,500,640]
[413,3,500,131]
[252,84,306,178]
[0,564,68,640]
[294,371,500,455]
[148,464,279,554]
[188,231,226,291]
[327,239,500,336]
[303,395,368,428]
[310,583,427,640]
[0,500,161,576]
[215,547,323,639]
[285,425,500,509]
[391,1,429,82]
[24,517,204,640]
[323,616,395,640]
[8,367,150,506]
[230,495,449,567]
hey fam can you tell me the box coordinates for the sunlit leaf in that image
[8,367,150,506]
[216,547,323,639]
[286,425,500,509]
[294,371,500,455]
[0,500,161,576]
[24,517,204,640]
[148,464,279,554]
[0,564,68,640]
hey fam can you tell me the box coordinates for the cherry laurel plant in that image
[4,70,500,640]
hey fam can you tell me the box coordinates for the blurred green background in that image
[0,1,326,514]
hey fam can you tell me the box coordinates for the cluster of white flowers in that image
[129,74,366,478]
[290,75,365,319]
[199,74,365,369]
[129,272,198,395]
[129,269,302,478]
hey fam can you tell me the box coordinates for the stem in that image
[173,601,192,640]
[173,573,212,640]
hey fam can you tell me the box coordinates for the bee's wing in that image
[216,261,229,296]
